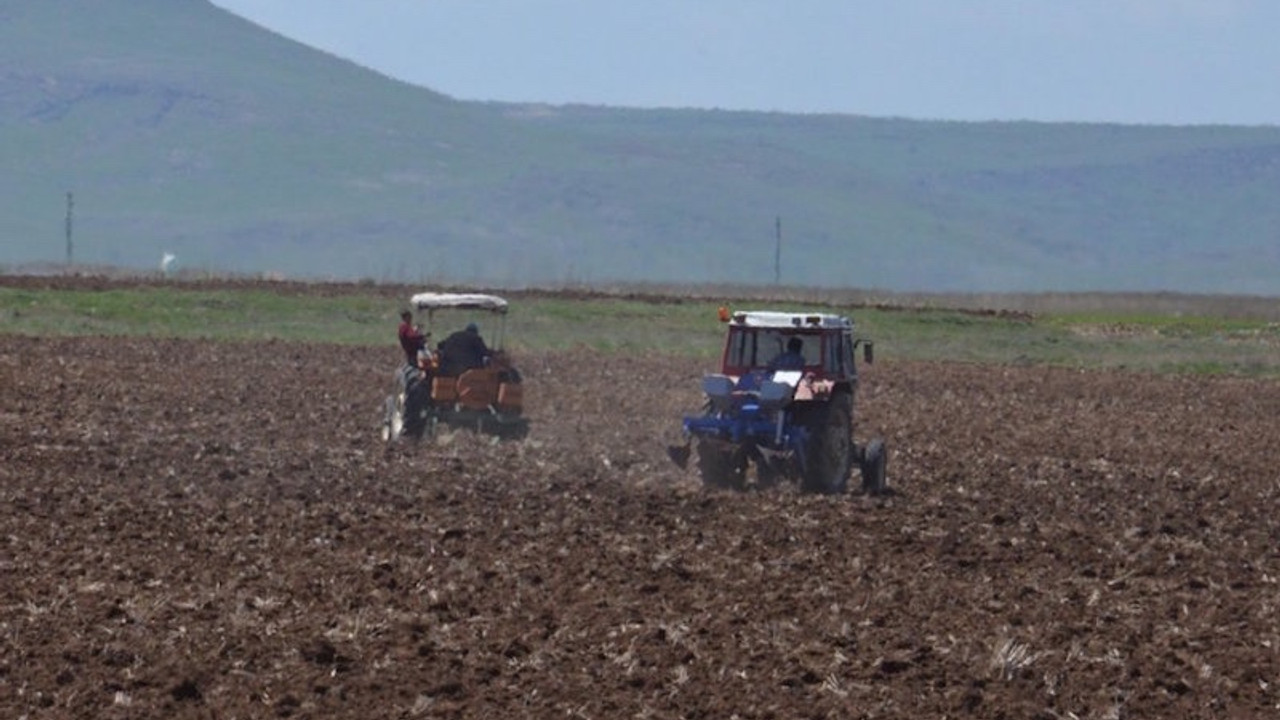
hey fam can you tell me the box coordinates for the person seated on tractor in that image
[398,310,426,366]
[769,336,807,371]
[437,322,491,377]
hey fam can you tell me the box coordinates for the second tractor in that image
[670,307,887,494]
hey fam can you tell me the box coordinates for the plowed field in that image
[4,316,1280,718]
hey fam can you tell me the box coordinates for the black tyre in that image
[485,414,530,441]
[754,457,784,489]
[381,395,399,442]
[800,393,852,495]
[387,365,430,441]
[382,366,411,442]
[697,441,747,491]
[859,438,888,495]
[400,376,431,439]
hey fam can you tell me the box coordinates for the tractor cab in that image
[718,310,872,401]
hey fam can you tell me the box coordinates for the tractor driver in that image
[437,322,491,376]
[398,310,426,366]
[769,336,807,371]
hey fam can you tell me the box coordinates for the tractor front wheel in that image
[381,395,398,442]
[859,438,888,495]
[387,365,431,441]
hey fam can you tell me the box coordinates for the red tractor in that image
[671,308,886,494]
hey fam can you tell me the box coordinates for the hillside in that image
[2,0,1279,294]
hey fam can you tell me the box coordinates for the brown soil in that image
[4,291,1280,718]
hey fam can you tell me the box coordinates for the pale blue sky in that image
[209,0,1279,126]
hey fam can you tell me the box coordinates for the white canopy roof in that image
[730,310,852,329]
[411,292,509,314]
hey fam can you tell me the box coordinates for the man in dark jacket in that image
[437,322,490,376]
[769,336,807,371]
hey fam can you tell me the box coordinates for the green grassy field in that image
[3,283,1278,376]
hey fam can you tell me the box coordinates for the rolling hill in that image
[3,0,1278,294]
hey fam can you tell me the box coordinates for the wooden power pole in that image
[65,191,74,266]
[774,215,782,285]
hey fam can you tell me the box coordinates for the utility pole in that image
[65,191,74,266]
[774,215,782,285]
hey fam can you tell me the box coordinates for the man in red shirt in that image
[398,310,425,366]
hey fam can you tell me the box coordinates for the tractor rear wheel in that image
[801,393,853,494]
[697,441,747,491]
